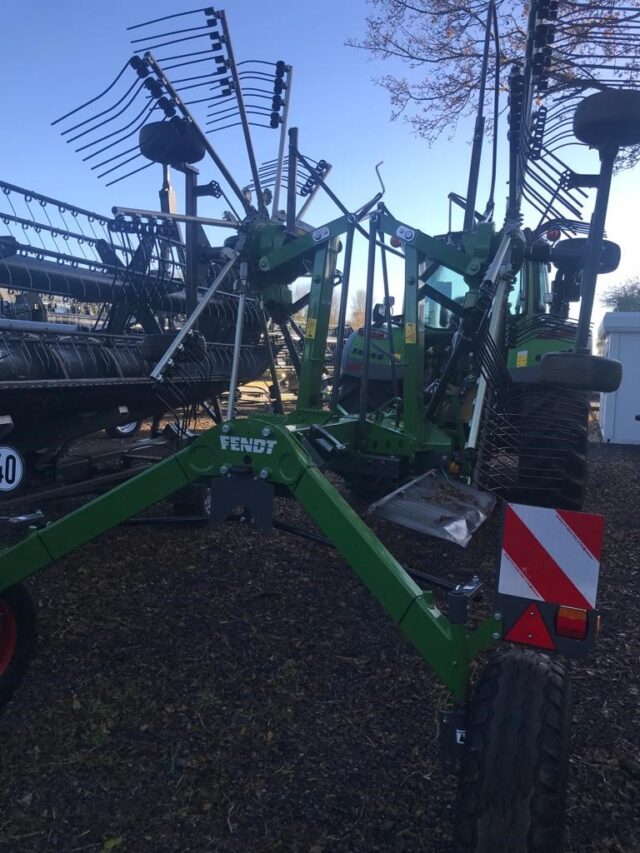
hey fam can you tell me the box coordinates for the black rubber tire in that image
[337,376,396,414]
[515,385,589,510]
[106,420,141,439]
[139,119,205,166]
[453,649,572,853]
[573,88,640,148]
[0,583,36,709]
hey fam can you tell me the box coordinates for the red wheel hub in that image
[0,600,17,675]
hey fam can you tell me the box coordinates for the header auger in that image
[1,3,640,850]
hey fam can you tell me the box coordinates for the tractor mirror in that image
[573,89,640,149]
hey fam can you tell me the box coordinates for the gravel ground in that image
[0,440,638,853]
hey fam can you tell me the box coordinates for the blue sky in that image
[2,0,638,327]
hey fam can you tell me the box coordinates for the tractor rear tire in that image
[0,582,36,710]
[516,385,589,510]
[453,649,572,853]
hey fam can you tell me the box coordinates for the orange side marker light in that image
[555,605,588,640]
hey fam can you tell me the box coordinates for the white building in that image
[599,311,640,444]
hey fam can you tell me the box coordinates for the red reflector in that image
[390,235,402,248]
[505,603,555,650]
[546,228,561,242]
[555,606,588,640]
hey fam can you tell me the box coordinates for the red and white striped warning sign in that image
[498,503,604,610]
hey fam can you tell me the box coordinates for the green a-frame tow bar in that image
[0,414,500,703]
[0,208,505,706]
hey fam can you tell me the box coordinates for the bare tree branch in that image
[348,0,640,151]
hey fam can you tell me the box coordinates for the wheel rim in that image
[0,599,17,675]
[116,421,138,436]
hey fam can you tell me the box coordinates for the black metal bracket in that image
[439,705,468,768]
[561,170,599,191]
[448,575,483,624]
[196,180,222,199]
[210,471,274,530]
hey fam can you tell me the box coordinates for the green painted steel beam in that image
[0,454,193,590]
[258,214,350,272]
[296,239,340,408]
[402,246,425,444]
[377,211,485,278]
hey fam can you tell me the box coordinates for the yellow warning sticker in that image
[405,323,417,344]
[516,350,528,367]
[306,318,317,339]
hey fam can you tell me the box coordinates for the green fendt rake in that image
[1,3,640,850]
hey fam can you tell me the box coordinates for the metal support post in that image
[330,218,356,409]
[379,233,398,399]
[402,246,425,439]
[287,128,298,234]
[296,241,340,409]
[226,262,248,420]
[184,166,199,318]
[158,165,186,269]
[358,215,378,428]
[576,148,618,351]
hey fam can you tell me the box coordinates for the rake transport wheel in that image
[105,420,141,439]
[516,385,589,510]
[0,583,36,709]
[453,649,572,853]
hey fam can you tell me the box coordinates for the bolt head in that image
[261,427,271,438]
[259,468,269,479]
[219,465,229,475]
[221,423,231,434]
[493,612,502,621]
[492,632,501,641]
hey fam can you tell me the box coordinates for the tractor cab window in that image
[423,267,467,329]
[512,262,549,315]
[508,270,523,314]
